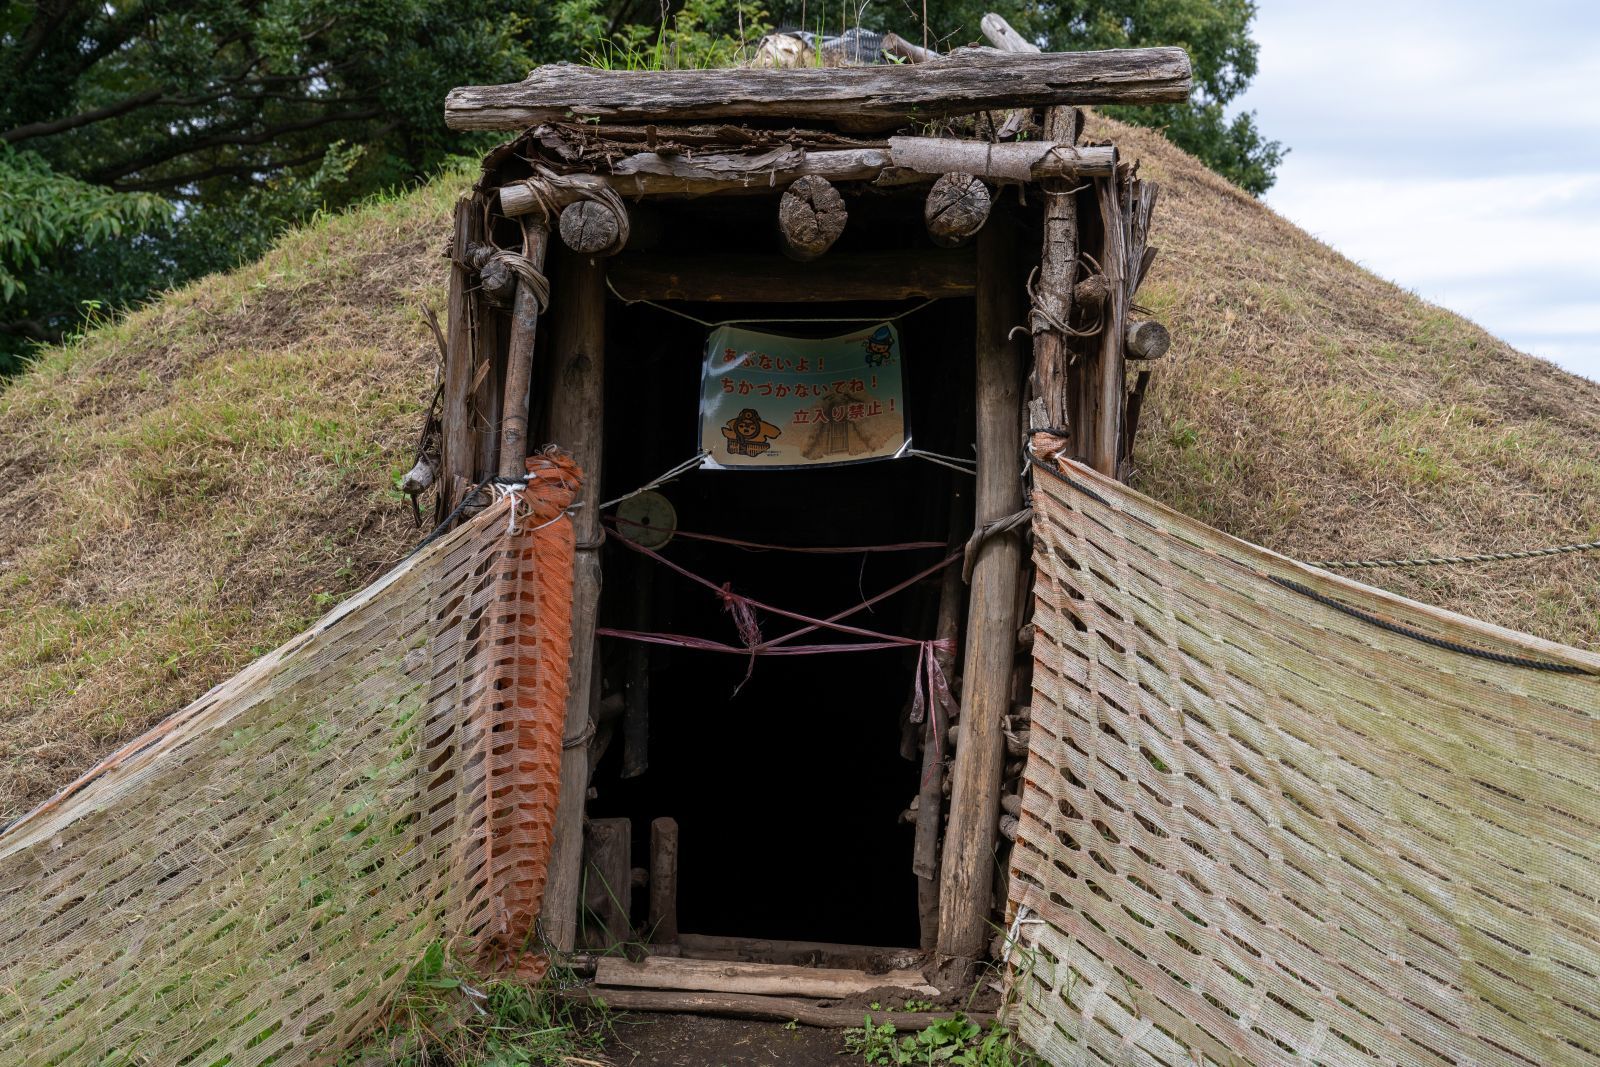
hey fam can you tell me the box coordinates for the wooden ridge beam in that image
[446,48,1191,132]
[608,249,977,303]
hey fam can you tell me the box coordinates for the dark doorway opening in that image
[588,274,973,948]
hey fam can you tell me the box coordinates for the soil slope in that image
[2,119,1597,822]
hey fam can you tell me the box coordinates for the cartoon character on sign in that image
[863,325,896,367]
[722,408,782,457]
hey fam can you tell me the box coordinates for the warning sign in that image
[699,323,908,470]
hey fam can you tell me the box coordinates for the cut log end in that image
[1125,319,1171,360]
[777,175,847,262]
[559,199,626,256]
[924,173,992,248]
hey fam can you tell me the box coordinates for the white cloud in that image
[1235,1,1600,380]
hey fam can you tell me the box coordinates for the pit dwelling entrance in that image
[430,30,1182,1007]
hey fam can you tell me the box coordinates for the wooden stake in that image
[497,222,551,478]
[777,175,847,261]
[440,198,478,516]
[924,174,991,249]
[648,816,679,945]
[540,246,608,952]
[936,215,1027,980]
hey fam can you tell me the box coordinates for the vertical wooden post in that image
[915,486,969,951]
[1088,176,1129,476]
[936,216,1027,980]
[581,817,632,950]
[498,223,552,478]
[1029,107,1081,431]
[540,246,608,952]
[649,816,680,945]
[440,197,478,515]
[474,307,503,481]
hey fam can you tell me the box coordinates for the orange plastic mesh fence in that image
[1007,457,1600,1067]
[0,454,578,1066]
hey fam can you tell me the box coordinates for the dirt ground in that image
[602,1014,850,1066]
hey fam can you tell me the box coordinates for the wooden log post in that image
[497,220,552,478]
[648,817,679,945]
[924,174,992,249]
[936,215,1027,983]
[582,817,632,949]
[880,31,937,63]
[1030,106,1083,433]
[440,198,478,517]
[978,12,1039,140]
[445,48,1193,133]
[558,198,629,257]
[540,245,609,952]
[1125,319,1171,360]
[777,175,847,261]
[1087,176,1129,476]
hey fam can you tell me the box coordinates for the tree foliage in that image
[0,0,578,370]
[0,0,1278,374]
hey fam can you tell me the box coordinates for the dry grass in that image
[1096,113,1600,650]
[3,118,1597,821]
[0,179,461,822]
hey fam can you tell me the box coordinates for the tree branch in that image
[90,107,382,184]
[112,149,328,192]
[3,88,165,144]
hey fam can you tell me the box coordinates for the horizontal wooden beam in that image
[609,250,976,303]
[564,987,995,1031]
[674,933,922,970]
[495,139,1113,212]
[594,956,939,998]
[446,47,1191,132]
[889,136,1115,180]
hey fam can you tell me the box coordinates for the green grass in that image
[344,945,613,1067]
[0,171,464,822]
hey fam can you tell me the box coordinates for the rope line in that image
[605,276,941,330]
[597,450,709,512]
[1268,576,1593,676]
[1315,539,1600,570]
[608,515,944,554]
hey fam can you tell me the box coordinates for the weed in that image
[343,942,611,1066]
[843,1014,1039,1066]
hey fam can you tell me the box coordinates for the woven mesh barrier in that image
[1007,457,1600,1067]
[0,455,578,1066]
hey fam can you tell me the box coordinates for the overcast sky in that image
[1233,1,1600,381]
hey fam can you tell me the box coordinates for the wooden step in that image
[594,955,939,999]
